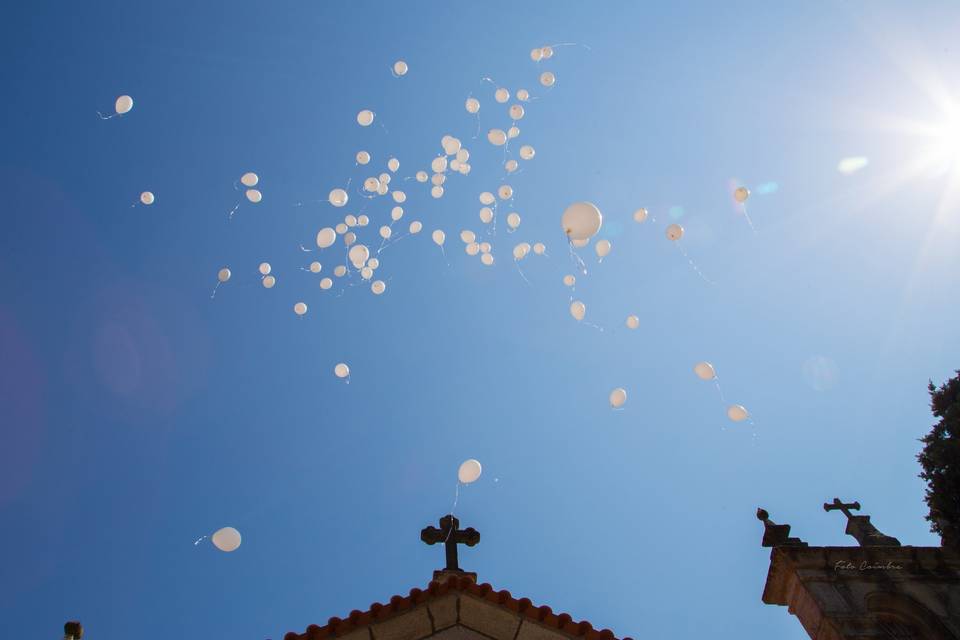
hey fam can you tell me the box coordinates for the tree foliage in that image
[918,371,960,549]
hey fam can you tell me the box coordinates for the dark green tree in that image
[918,371,960,549]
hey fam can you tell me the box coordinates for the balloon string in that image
[582,321,605,333]
[299,244,313,252]
[193,535,208,546]
[514,261,533,287]
[675,242,714,285]
[713,377,728,404]
[444,482,461,543]
[96,111,116,120]
[740,203,758,234]
[227,202,240,220]
[567,241,588,275]
[210,281,221,300]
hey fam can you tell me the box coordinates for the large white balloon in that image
[431,185,444,199]
[393,60,408,76]
[479,192,495,205]
[309,261,322,273]
[734,187,750,203]
[694,362,716,381]
[432,230,446,246]
[348,244,370,267]
[262,275,276,289]
[563,274,576,287]
[294,302,308,316]
[465,97,480,114]
[530,48,543,62]
[666,224,684,241]
[517,88,530,102]
[633,208,648,223]
[388,157,400,172]
[140,191,154,205]
[513,242,531,260]
[458,459,482,483]
[357,109,375,126]
[626,315,640,329]
[509,104,525,120]
[241,172,259,187]
[506,212,521,229]
[460,230,476,244]
[316,227,337,249]
[416,170,428,182]
[519,145,536,160]
[115,95,133,114]
[487,129,507,146]
[561,202,602,241]
[609,388,627,409]
[245,189,262,203]
[409,220,423,234]
[595,239,612,258]
[541,46,554,59]
[371,280,386,295]
[356,150,371,165]
[481,253,494,266]
[498,185,513,200]
[334,363,350,378]
[218,268,231,283]
[363,177,380,192]
[258,262,271,275]
[570,300,586,321]
[727,405,749,422]
[465,242,480,256]
[539,71,556,87]
[329,188,349,207]
[212,527,241,552]
[494,87,510,103]
[380,226,392,239]
[479,207,494,224]
[320,277,333,290]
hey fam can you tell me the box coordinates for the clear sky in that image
[2,2,960,639]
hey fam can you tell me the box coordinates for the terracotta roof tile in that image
[279,576,630,640]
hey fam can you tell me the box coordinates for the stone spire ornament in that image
[756,508,808,547]
[823,498,901,546]
[421,514,480,583]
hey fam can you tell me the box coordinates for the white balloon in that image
[465,242,480,255]
[357,109,375,126]
[479,242,491,253]
[734,187,750,203]
[329,188,349,207]
[363,177,380,192]
[241,172,259,187]
[517,89,530,102]
[727,405,749,422]
[441,135,462,156]
[481,253,494,266]
[416,170,428,182]
[388,157,400,172]
[633,208,648,223]
[570,300,586,321]
[377,181,389,195]
[694,362,716,381]
[561,202,603,240]
[460,230,476,244]
[139,191,154,205]
[431,185,444,199]
[479,207,494,223]
[432,230,446,246]
[509,104,525,120]
[513,243,530,260]
[458,163,471,175]
[391,206,404,221]
[495,87,510,103]
[262,275,276,289]
[357,214,370,226]
[506,212,521,229]
[316,227,337,249]
[334,363,350,378]
[380,225,392,239]
[541,46,554,59]
[519,145,536,160]
[211,527,241,552]
[379,172,392,185]
[431,173,446,186]
[505,159,519,173]
[115,94,133,114]
[309,261,322,273]
[360,266,373,280]
[498,185,513,200]
[258,262,271,275]
[539,71,556,87]
[487,128,507,146]
[393,60,408,76]
[465,97,480,114]
[595,239,612,258]
[245,189,262,203]
[345,214,358,227]
[563,274,576,287]
[666,223,684,241]
[449,159,462,172]
[431,156,448,174]
[530,48,543,62]
[294,302,308,316]
[371,280,386,295]
[458,459,482,484]
[335,223,348,235]
[479,191,495,205]
[343,231,357,246]
[348,244,369,266]
[334,265,347,277]
[409,220,423,234]
[392,190,406,203]
[571,238,589,248]
[626,315,640,329]
[507,126,520,139]
[356,150,371,165]
[456,148,469,163]
[609,387,627,409]
[533,242,545,255]
[320,277,333,290]
[218,268,231,283]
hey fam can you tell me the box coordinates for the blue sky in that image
[2,2,960,639]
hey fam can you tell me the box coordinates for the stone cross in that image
[420,515,480,571]
[823,498,901,547]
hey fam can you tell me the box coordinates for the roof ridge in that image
[280,577,629,640]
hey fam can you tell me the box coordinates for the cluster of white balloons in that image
[241,171,262,203]
[694,361,750,422]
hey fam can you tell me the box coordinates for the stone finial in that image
[64,621,83,640]
[823,498,901,547]
[757,508,808,547]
